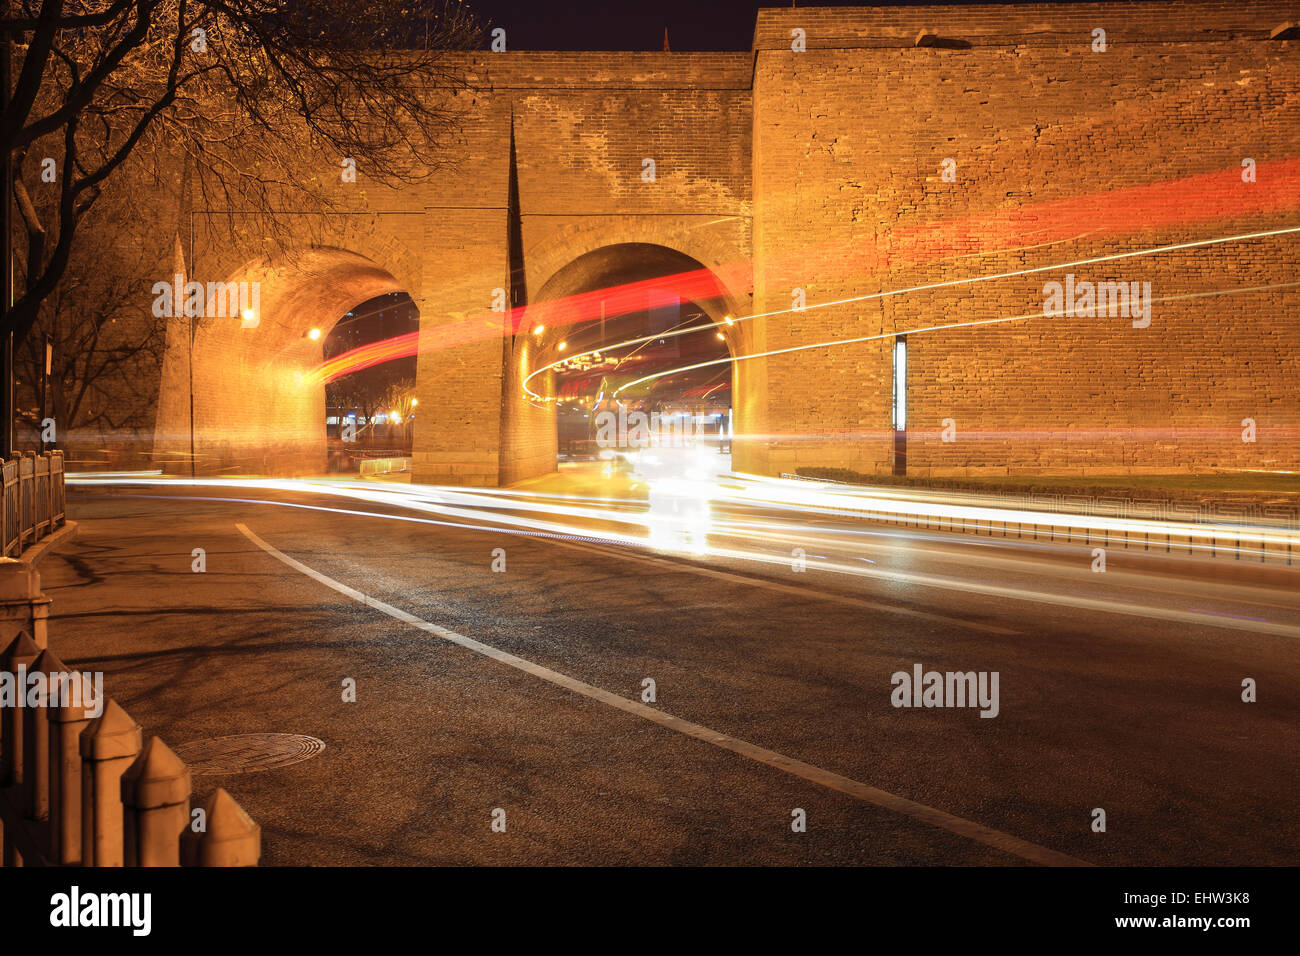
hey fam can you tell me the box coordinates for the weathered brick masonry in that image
[154,2,1300,482]
[419,53,754,486]
[748,2,1300,478]
[154,52,754,481]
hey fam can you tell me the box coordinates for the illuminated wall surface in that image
[154,1,1300,484]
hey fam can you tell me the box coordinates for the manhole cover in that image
[171,734,326,775]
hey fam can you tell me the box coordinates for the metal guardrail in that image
[779,473,1300,565]
[2,451,66,557]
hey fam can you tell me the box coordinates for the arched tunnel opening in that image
[527,243,737,485]
[551,301,732,463]
[154,246,419,477]
[321,292,420,474]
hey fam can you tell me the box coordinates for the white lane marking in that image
[544,537,1019,636]
[127,489,1295,638]
[770,553,1300,639]
[123,490,1017,636]
[559,535,1300,640]
[714,522,1300,613]
[236,521,1087,867]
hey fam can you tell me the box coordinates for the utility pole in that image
[189,309,195,478]
[39,335,50,453]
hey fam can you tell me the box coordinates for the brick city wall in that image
[409,52,753,485]
[152,3,1300,483]
[746,2,1300,478]
[154,215,423,476]
[150,53,753,481]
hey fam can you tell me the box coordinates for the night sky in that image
[468,0,1135,51]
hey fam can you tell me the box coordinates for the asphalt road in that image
[37,478,1299,866]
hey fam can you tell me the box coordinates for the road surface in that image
[36,472,1299,865]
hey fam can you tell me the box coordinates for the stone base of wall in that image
[158,443,325,478]
[410,449,501,487]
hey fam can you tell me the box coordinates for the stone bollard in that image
[0,631,38,787]
[0,559,51,651]
[24,648,65,823]
[121,737,191,867]
[2,630,40,867]
[79,699,142,867]
[181,788,261,867]
[48,658,99,865]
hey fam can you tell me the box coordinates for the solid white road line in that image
[236,521,1088,867]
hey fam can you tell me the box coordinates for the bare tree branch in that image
[4,0,482,343]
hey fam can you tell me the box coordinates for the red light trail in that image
[314,159,1300,385]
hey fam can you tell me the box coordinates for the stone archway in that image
[497,241,749,485]
[154,247,412,475]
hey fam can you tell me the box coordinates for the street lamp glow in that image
[411,398,418,407]
[532,325,545,336]
[557,341,567,352]
[307,327,322,341]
